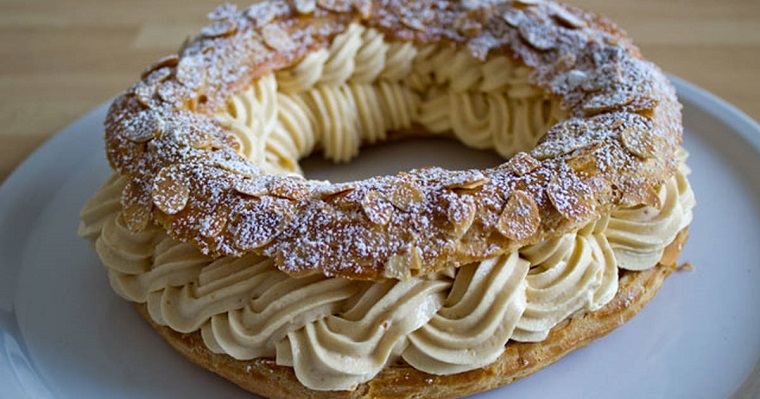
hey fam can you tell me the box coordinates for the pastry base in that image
[133,228,689,399]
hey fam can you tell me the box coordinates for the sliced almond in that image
[233,177,270,197]
[198,211,227,238]
[386,179,424,211]
[134,84,156,109]
[157,81,192,105]
[123,113,162,143]
[400,16,426,31]
[176,56,206,90]
[503,152,541,176]
[319,182,357,199]
[121,180,153,231]
[620,127,663,159]
[383,245,422,280]
[497,190,540,241]
[317,0,351,12]
[619,182,662,209]
[144,67,172,85]
[245,3,277,27]
[447,195,477,237]
[201,19,237,38]
[519,19,557,51]
[361,190,393,226]
[267,177,310,200]
[232,205,287,250]
[209,150,262,178]
[583,92,635,116]
[152,166,190,215]
[502,9,525,27]
[262,24,294,51]
[551,6,587,29]
[141,55,179,79]
[547,174,595,221]
[294,0,316,14]
[442,170,489,190]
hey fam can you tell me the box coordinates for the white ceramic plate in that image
[1,77,759,399]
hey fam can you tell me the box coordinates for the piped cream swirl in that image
[225,23,565,171]
[84,161,693,390]
[81,23,696,392]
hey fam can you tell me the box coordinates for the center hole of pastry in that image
[301,137,505,183]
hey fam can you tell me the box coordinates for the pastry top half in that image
[104,0,682,281]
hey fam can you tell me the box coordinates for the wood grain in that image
[1,0,758,182]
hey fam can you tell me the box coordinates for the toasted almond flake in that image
[201,19,237,38]
[519,19,557,50]
[123,113,162,143]
[502,9,525,27]
[566,153,597,174]
[497,190,540,241]
[503,152,541,176]
[447,195,476,237]
[144,67,172,85]
[621,127,662,159]
[232,207,287,250]
[157,81,193,105]
[628,96,660,114]
[547,175,595,221]
[383,245,421,280]
[121,181,152,232]
[262,24,294,51]
[620,183,661,208]
[176,56,206,90]
[583,92,635,115]
[267,177,310,200]
[141,55,179,79]
[565,69,587,86]
[400,16,426,31]
[551,6,587,29]
[234,178,269,197]
[386,179,424,211]
[134,85,155,108]
[198,212,227,238]
[294,0,316,14]
[245,3,277,27]
[361,191,393,226]
[210,151,261,177]
[317,0,351,12]
[152,166,190,215]
[442,171,489,190]
[318,182,357,200]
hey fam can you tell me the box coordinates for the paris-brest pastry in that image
[79,0,695,397]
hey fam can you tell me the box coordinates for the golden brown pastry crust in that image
[133,228,688,399]
[105,0,683,281]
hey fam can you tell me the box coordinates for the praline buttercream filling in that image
[80,24,695,391]
[81,161,693,390]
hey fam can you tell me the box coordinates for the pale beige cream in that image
[79,159,693,391]
[215,24,565,175]
[79,22,695,393]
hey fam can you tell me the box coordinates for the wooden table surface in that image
[1,0,759,183]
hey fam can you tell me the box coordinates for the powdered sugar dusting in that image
[102,0,682,281]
